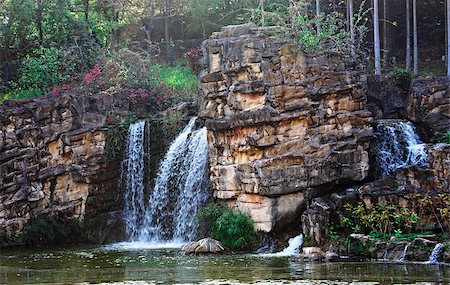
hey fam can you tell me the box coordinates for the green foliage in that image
[340,202,419,235]
[149,64,198,91]
[391,68,414,92]
[17,47,68,94]
[23,217,84,246]
[197,202,229,232]
[431,131,450,144]
[103,115,137,160]
[197,203,257,251]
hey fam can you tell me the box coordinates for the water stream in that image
[373,120,427,175]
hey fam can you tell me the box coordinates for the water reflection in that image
[0,246,449,284]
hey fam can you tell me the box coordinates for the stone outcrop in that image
[406,76,450,139]
[0,94,121,240]
[199,24,373,232]
[301,143,450,245]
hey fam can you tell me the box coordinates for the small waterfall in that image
[428,243,443,263]
[374,120,427,175]
[138,117,209,242]
[122,121,148,241]
[399,243,410,262]
[259,234,303,257]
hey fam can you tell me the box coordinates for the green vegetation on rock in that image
[197,203,257,251]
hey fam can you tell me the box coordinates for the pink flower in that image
[51,86,59,95]
[141,92,148,99]
[85,73,93,84]
[140,69,146,74]
[91,65,101,75]
[106,117,114,123]
[156,93,164,101]
[62,84,70,91]
[130,93,137,98]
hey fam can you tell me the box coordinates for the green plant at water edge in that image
[103,114,137,160]
[23,217,84,246]
[340,202,419,235]
[197,203,257,251]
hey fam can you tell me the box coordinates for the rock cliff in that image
[199,24,374,232]
[0,94,121,241]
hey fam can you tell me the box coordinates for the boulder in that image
[181,238,225,255]
[299,247,325,261]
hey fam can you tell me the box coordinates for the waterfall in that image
[428,243,443,263]
[373,120,427,175]
[399,243,410,262]
[122,121,148,241]
[259,234,303,257]
[122,117,209,243]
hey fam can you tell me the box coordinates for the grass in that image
[149,64,198,91]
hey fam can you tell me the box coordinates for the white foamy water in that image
[259,234,303,257]
[121,117,209,245]
[374,120,427,175]
[104,241,184,250]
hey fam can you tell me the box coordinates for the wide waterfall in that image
[121,118,209,244]
[373,120,427,175]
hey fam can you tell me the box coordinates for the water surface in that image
[0,245,448,284]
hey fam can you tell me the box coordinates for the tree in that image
[374,0,381,75]
[447,0,450,76]
[413,0,418,75]
[382,0,388,66]
[316,0,320,34]
[349,0,355,58]
[406,0,411,71]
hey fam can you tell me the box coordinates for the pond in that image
[1,243,449,284]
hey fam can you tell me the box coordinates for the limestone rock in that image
[406,76,450,139]
[301,198,335,245]
[0,93,119,238]
[199,25,373,232]
[181,238,225,254]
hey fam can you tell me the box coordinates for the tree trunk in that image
[164,0,171,59]
[36,0,44,44]
[261,0,265,26]
[413,0,418,75]
[349,0,355,58]
[84,0,89,32]
[406,0,411,71]
[374,0,381,75]
[316,0,320,35]
[383,0,388,67]
[447,0,450,76]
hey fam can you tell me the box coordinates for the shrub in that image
[22,217,84,246]
[17,47,69,96]
[391,68,413,92]
[340,202,419,235]
[431,131,450,144]
[197,203,257,251]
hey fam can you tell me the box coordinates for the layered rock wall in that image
[0,95,119,237]
[199,25,373,232]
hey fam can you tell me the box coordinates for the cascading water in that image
[428,243,443,263]
[373,120,427,175]
[122,117,209,244]
[122,121,148,241]
[259,234,303,257]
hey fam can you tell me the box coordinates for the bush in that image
[431,131,450,144]
[391,68,414,92]
[197,203,257,251]
[23,217,84,246]
[17,47,70,96]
